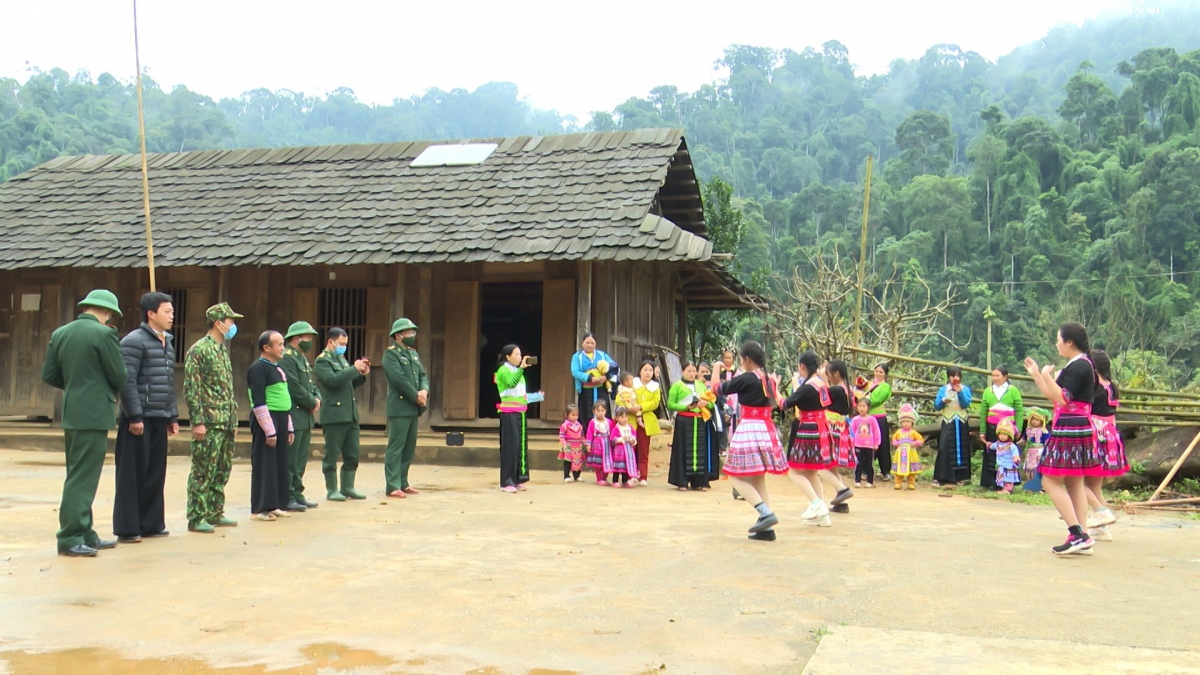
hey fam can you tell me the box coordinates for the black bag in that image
[445,431,464,446]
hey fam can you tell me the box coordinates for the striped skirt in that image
[827,413,856,469]
[1039,414,1102,476]
[723,416,787,476]
[787,414,835,471]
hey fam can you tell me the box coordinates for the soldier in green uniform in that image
[314,327,370,501]
[382,318,429,498]
[41,289,128,557]
[280,321,321,511]
[184,302,243,533]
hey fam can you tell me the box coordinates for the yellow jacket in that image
[634,380,662,436]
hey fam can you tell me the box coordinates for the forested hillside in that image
[3,5,1200,386]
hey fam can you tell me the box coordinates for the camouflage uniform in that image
[184,303,242,527]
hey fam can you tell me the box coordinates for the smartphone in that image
[527,356,538,366]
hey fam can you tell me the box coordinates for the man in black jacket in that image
[113,292,180,543]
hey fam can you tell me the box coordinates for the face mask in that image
[334,345,347,356]
[223,323,237,341]
[299,340,313,351]
[402,336,417,348]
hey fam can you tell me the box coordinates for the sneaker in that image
[864,482,874,489]
[271,509,290,518]
[802,502,830,521]
[853,481,862,488]
[880,473,892,481]
[1087,508,1118,528]
[747,529,777,541]
[502,486,519,493]
[564,477,573,483]
[596,480,608,486]
[1091,526,1114,542]
[830,488,854,506]
[516,484,528,492]
[639,480,649,487]
[748,512,779,533]
[1052,534,1094,556]
[803,514,832,527]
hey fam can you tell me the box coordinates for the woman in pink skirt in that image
[709,342,787,541]
[782,351,839,527]
[1023,322,1103,556]
[1085,349,1126,541]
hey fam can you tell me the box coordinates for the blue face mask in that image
[223,323,237,341]
[334,345,347,356]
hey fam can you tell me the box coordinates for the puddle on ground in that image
[0,645,580,674]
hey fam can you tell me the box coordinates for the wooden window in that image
[318,288,367,360]
[166,289,188,363]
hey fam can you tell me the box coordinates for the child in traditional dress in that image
[585,401,612,485]
[1022,409,1049,490]
[991,419,1021,493]
[851,398,880,488]
[891,404,923,491]
[609,407,640,488]
[558,404,585,482]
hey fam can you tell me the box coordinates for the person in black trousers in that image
[113,292,179,544]
[247,331,294,521]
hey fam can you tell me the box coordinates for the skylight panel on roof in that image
[410,143,498,167]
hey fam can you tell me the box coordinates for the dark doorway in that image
[478,282,542,419]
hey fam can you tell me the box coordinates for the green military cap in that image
[284,320,318,339]
[205,302,244,324]
[78,289,122,317]
[389,318,418,336]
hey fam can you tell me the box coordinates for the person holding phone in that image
[496,344,541,492]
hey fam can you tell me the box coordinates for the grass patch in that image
[948,484,1053,506]
[808,626,831,644]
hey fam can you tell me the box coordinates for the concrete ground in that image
[0,446,1199,674]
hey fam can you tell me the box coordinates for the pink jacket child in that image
[585,417,612,485]
[850,409,882,486]
[608,420,640,487]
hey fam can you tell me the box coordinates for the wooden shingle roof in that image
[0,128,714,269]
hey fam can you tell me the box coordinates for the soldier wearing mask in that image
[314,327,369,501]
[280,321,321,511]
[382,318,429,498]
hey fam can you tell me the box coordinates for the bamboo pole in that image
[846,345,1200,401]
[852,155,872,349]
[1124,496,1200,507]
[133,0,156,291]
[1148,429,1200,502]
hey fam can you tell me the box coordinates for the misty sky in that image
[3,0,1135,120]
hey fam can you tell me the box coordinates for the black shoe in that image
[732,489,744,500]
[301,499,318,508]
[1053,534,1095,556]
[117,535,142,544]
[830,487,854,506]
[748,512,779,533]
[89,539,117,550]
[748,529,777,541]
[830,503,850,514]
[285,501,308,512]
[145,530,169,538]
[58,544,98,557]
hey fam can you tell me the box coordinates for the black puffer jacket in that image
[119,324,178,422]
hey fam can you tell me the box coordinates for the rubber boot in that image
[325,472,346,501]
[907,475,917,491]
[340,470,366,500]
[894,475,902,490]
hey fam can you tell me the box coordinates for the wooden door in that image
[364,286,390,424]
[540,279,576,420]
[442,280,479,419]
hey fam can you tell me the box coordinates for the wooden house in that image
[0,129,759,428]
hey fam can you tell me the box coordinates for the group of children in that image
[557,370,648,487]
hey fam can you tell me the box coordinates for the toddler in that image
[609,407,640,488]
[850,398,880,487]
[584,401,612,485]
[891,403,923,491]
[558,404,584,482]
[991,419,1021,493]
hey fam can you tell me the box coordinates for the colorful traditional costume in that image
[862,379,893,477]
[784,376,836,471]
[825,384,857,470]
[1092,382,1127,477]
[933,382,973,484]
[585,417,612,483]
[495,362,530,489]
[717,370,787,476]
[1039,354,1102,476]
[980,381,1024,489]
[891,405,923,489]
[668,378,716,489]
[609,421,640,484]
[558,418,585,477]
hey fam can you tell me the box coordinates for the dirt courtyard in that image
[1,447,1199,674]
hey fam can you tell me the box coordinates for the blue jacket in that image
[570,349,619,394]
[934,384,973,412]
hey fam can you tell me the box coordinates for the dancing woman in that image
[1085,349,1126,541]
[1023,322,1102,556]
[709,342,787,541]
[783,351,837,528]
[819,359,856,511]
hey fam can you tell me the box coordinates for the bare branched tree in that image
[762,247,968,367]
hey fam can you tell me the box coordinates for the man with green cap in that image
[314,326,370,501]
[280,320,321,511]
[183,302,243,533]
[41,289,128,557]
[383,318,429,498]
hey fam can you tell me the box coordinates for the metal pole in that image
[853,155,873,348]
[133,0,157,290]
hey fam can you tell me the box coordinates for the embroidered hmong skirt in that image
[669,413,714,487]
[1092,415,1127,477]
[609,440,637,478]
[559,442,585,472]
[892,444,923,476]
[787,411,835,471]
[826,412,857,469]
[1022,443,1044,481]
[723,406,787,476]
[1039,413,1102,476]
[997,466,1021,485]
[585,435,609,471]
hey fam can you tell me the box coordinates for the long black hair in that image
[1091,349,1114,382]
[739,341,766,370]
[798,351,820,378]
[498,343,519,364]
[1060,322,1090,353]
[827,359,849,384]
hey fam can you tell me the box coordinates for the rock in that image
[1123,425,1200,482]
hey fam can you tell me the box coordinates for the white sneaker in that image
[801,502,830,521]
[803,514,832,527]
[854,481,862,488]
[564,477,573,483]
[1087,508,1117,528]
[1091,526,1114,542]
[639,480,649,487]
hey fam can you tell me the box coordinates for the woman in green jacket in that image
[859,363,894,480]
[980,366,1024,489]
[667,362,715,490]
[496,344,540,493]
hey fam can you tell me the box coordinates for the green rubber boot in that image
[325,472,346,501]
[340,470,366,500]
[188,520,215,534]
